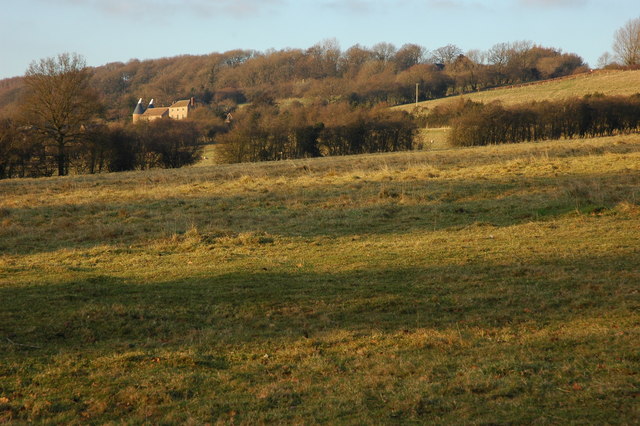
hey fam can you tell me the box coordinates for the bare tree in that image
[372,42,397,63]
[487,42,511,68]
[340,44,374,77]
[613,17,640,65]
[597,52,615,69]
[21,53,100,176]
[393,43,426,71]
[431,44,463,65]
[466,49,486,65]
[309,38,342,78]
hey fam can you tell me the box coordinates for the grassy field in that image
[1,135,639,423]
[415,127,451,151]
[396,69,640,113]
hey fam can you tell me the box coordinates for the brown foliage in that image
[215,102,417,163]
[0,41,587,121]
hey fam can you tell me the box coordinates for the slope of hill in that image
[1,42,589,120]
[1,134,639,423]
[397,69,640,112]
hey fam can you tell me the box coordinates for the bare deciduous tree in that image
[613,17,640,66]
[393,44,426,71]
[372,42,397,63]
[597,52,615,69]
[340,44,373,77]
[431,44,463,65]
[21,53,100,176]
[487,42,511,68]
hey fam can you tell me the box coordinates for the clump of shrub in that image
[215,101,417,163]
[447,94,640,146]
[0,118,204,179]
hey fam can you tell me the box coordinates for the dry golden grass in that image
[395,69,640,112]
[1,134,639,423]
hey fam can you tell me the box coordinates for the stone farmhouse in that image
[132,97,196,123]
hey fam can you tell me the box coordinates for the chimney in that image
[190,97,195,107]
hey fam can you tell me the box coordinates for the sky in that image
[1,0,638,79]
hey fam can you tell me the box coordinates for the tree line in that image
[6,16,640,121]
[94,40,585,116]
[0,40,588,121]
[0,100,416,177]
[446,94,640,147]
[0,118,205,179]
[215,100,417,163]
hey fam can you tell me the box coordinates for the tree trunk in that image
[57,138,66,176]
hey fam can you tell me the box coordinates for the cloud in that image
[321,0,381,14]
[50,0,286,19]
[425,0,488,10]
[427,0,466,8]
[519,0,588,7]
[321,0,489,15]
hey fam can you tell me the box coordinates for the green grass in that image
[415,127,451,151]
[1,135,639,423]
[396,69,640,113]
[195,143,218,167]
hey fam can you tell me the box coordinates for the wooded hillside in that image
[0,40,587,121]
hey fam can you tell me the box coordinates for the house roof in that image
[133,98,145,115]
[170,100,191,108]
[133,103,145,115]
[142,107,169,116]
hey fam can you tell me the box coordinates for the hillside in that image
[1,134,639,423]
[396,69,640,112]
[0,42,587,120]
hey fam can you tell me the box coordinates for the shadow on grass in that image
[1,171,636,256]
[2,250,637,355]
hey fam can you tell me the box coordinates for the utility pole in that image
[415,83,419,106]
